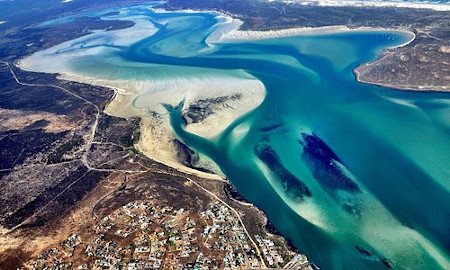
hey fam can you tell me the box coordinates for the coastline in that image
[16,3,424,186]
[266,0,450,12]
[134,116,226,180]
[216,21,429,93]
[212,16,432,93]
[352,30,450,92]
[59,73,230,181]
[354,69,450,92]
[215,17,416,44]
[213,19,448,92]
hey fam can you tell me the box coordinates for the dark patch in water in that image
[302,132,341,162]
[260,123,282,132]
[355,246,392,269]
[255,143,311,201]
[301,133,360,193]
[342,203,360,216]
[380,257,392,269]
[355,246,373,256]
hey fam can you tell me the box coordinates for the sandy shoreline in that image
[214,16,416,45]
[58,74,236,180]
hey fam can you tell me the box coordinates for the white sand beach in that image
[214,17,415,46]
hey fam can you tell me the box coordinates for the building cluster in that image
[25,200,307,269]
[199,201,262,269]
[29,248,72,270]
[255,234,285,267]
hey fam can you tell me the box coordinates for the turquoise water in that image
[35,4,450,269]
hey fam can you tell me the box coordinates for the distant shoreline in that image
[217,19,416,45]
[261,0,450,12]
[353,70,450,92]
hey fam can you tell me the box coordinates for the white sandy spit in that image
[215,17,416,47]
[265,0,450,11]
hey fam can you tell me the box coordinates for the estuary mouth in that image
[16,3,450,269]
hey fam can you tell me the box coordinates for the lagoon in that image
[19,4,450,269]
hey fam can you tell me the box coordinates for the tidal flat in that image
[18,2,450,269]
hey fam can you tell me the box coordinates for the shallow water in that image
[23,4,450,269]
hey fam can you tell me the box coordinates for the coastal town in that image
[24,199,313,270]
